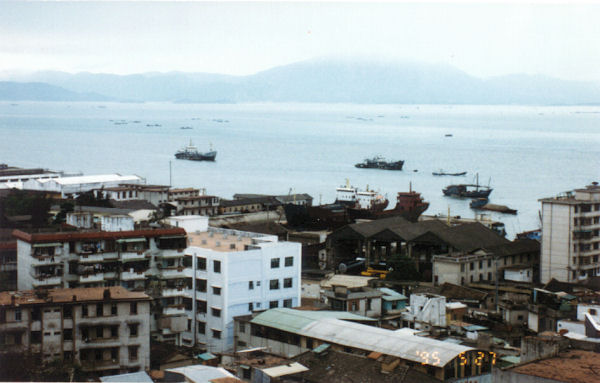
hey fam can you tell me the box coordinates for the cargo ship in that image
[355,155,404,170]
[175,140,216,161]
[347,185,429,222]
[443,174,492,198]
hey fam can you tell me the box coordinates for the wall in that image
[541,202,572,283]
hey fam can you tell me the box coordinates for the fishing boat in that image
[175,140,217,161]
[443,174,492,198]
[355,155,404,170]
[432,170,467,176]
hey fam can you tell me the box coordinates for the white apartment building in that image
[540,183,600,283]
[95,184,170,207]
[0,286,151,376]
[179,225,301,353]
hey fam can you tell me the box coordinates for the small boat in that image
[175,140,217,161]
[443,174,492,198]
[432,170,467,176]
[470,198,517,215]
[445,134,453,137]
[355,155,404,171]
[180,126,193,130]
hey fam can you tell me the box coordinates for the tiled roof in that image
[0,286,149,306]
[12,227,186,243]
[510,349,600,383]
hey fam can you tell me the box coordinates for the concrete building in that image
[540,183,600,283]
[176,195,220,216]
[95,184,170,207]
[432,239,540,286]
[13,227,188,343]
[181,226,301,352]
[0,164,69,190]
[0,286,151,375]
[401,293,447,330]
[21,174,144,198]
[321,285,383,318]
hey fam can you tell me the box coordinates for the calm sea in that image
[1,101,599,238]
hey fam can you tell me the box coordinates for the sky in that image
[1,1,600,81]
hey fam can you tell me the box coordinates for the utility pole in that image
[169,161,172,187]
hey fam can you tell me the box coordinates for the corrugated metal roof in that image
[100,371,153,383]
[300,318,474,367]
[250,308,375,334]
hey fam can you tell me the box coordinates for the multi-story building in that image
[179,225,301,352]
[432,239,540,286]
[175,195,220,216]
[0,286,151,375]
[540,183,600,283]
[95,184,170,207]
[13,227,188,342]
[168,188,200,202]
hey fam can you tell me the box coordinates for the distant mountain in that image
[3,59,600,104]
[0,81,112,101]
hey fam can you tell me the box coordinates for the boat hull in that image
[175,151,217,161]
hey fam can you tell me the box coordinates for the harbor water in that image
[1,101,599,238]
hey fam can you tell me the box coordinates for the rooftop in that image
[510,349,600,383]
[187,228,263,252]
[42,174,143,186]
[12,227,186,243]
[0,286,149,306]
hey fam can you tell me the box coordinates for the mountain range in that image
[2,59,600,105]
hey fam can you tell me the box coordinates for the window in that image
[367,299,372,310]
[63,329,72,341]
[212,308,221,317]
[198,300,207,313]
[32,308,41,321]
[470,262,474,271]
[248,302,253,311]
[64,306,72,319]
[212,286,221,296]
[269,279,279,290]
[283,299,292,308]
[197,279,207,292]
[96,304,103,317]
[270,300,278,309]
[111,347,118,360]
[212,330,221,339]
[197,321,206,334]
[248,281,254,290]
[64,351,73,360]
[285,256,294,267]
[128,346,138,361]
[479,260,483,269]
[488,259,492,267]
[197,257,206,270]
[31,331,41,344]
[129,323,138,337]
[130,302,137,315]
[271,258,280,268]
[213,260,221,273]
[111,304,118,316]
[96,327,103,338]
[242,367,251,379]
[14,308,21,321]
[239,322,246,333]
[284,278,292,288]
[460,264,465,272]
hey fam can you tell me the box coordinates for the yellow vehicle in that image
[360,267,389,279]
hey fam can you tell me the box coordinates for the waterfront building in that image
[0,286,151,375]
[94,184,170,207]
[540,183,600,283]
[20,174,144,198]
[175,195,220,216]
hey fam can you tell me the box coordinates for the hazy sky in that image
[1,1,600,81]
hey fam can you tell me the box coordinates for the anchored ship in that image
[284,181,428,230]
[175,140,216,161]
[355,155,404,170]
[443,174,492,198]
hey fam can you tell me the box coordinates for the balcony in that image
[31,256,62,266]
[79,253,105,263]
[161,288,188,298]
[156,249,186,258]
[79,273,105,283]
[121,270,147,280]
[159,268,187,279]
[79,337,121,347]
[31,275,62,287]
[121,251,148,261]
[163,305,186,316]
[81,359,121,372]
